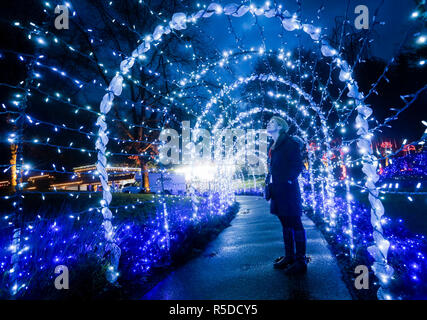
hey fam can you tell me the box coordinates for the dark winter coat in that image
[267,133,304,216]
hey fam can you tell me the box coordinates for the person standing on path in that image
[265,116,307,274]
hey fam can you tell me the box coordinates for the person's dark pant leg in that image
[289,216,306,260]
[278,216,295,259]
[282,216,308,274]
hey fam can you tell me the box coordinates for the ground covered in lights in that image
[1,178,426,299]
[0,193,238,299]
[306,194,427,300]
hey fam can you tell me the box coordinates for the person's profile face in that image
[267,119,279,136]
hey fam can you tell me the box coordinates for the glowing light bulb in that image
[411,11,419,18]
[417,35,426,44]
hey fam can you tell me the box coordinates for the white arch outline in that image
[95,2,392,299]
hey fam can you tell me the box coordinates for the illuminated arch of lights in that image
[3,1,426,300]
[96,2,393,298]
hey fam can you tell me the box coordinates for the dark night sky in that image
[205,0,416,61]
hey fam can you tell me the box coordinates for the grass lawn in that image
[0,192,193,225]
[353,191,427,236]
[235,177,265,190]
[380,194,427,236]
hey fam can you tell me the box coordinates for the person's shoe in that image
[274,256,295,269]
[284,257,308,274]
[274,256,284,263]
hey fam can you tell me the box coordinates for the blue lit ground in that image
[143,196,351,300]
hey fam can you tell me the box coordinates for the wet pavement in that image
[143,196,352,300]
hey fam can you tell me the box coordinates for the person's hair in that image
[270,116,289,134]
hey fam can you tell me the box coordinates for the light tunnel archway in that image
[97,2,392,299]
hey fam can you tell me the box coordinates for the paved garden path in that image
[143,196,352,300]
